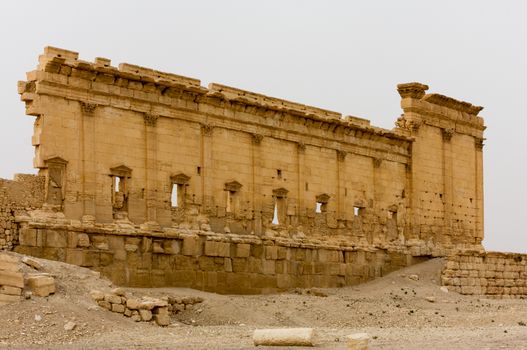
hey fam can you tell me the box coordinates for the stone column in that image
[201,123,214,214]
[80,101,97,223]
[337,150,347,226]
[441,128,454,244]
[474,138,484,244]
[296,142,306,225]
[251,133,263,235]
[144,113,159,224]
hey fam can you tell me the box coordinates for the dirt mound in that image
[1,255,526,349]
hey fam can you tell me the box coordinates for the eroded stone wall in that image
[441,252,527,298]
[0,175,45,250]
[15,224,419,294]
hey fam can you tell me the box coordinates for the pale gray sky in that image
[0,1,525,252]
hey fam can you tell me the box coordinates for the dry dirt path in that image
[1,255,526,349]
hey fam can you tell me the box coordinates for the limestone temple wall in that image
[0,174,45,250]
[0,46,492,293]
[442,252,527,298]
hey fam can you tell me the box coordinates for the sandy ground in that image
[1,254,527,349]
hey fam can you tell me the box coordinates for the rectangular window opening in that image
[354,206,362,217]
[171,183,185,208]
[272,202,279,224]
[315,202,322,213]
[196,166,201,175]
[277,169,282,179]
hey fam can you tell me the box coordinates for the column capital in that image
[144,113,159,127]
[80,101,97,116]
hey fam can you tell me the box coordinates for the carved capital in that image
[337,150,347,162]
[297,142,306,153]
[251,133,263,145]
[395,116,422,133]
[397,82,429,99]
[373,158,382,168]
[144,113,159,127]
[475,138,484,150]
[201,123,214,137]
[80,101,97,116]
[442,128,454,142]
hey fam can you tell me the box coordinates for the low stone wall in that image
[441,252,527,298]
[0,175,45,250]
[14,223,421,294]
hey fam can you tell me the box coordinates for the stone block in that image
[0,270,24,288]
[139,309,152,321]
[111,303,125,313]
[0,293,21,304]
[45,230,67,248]
[0,285,22,295]
[236,243,251,258]
[181,236,201,256]
[26,274,55,297]
[18,228,37,246]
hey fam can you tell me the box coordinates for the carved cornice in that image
[224,180,242,192]
[442,128,454,142]
[201,123,214,137]
[251,133,263,145]
[171,172,191,185]
[316,193,330,204]
[144,113,159,127]
[272,187,289,198]
[337,150,347,162]
[80,101,97,116]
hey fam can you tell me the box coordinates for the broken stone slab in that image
[21,256,43,270]
[347,333,369,350]
[253,328,315,347]
[26,274,56,297]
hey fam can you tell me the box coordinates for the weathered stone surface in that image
[26,274,56,297]
[253,328,315,347]
[139,309,152,321]
[347,333,369,350]
[0,270,24,288]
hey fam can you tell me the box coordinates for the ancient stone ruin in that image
[1,46,525,297]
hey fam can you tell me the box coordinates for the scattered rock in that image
[440,286,449,293]
[425,296,436,303]
[64,321,76,331]
[408,274,419,281]
[347,333,369,350]
[34,314,42,322]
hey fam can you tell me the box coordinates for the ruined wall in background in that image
[0,174,45,250]
[442,252,527,298]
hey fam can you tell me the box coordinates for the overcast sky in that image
[0,1,525,253]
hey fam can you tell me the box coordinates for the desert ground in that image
[1,254,526,350]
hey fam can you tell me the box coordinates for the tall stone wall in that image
[0,46,494,293]
[441,252,527,298]
[15,47,486,259]
[0,174,45,250]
